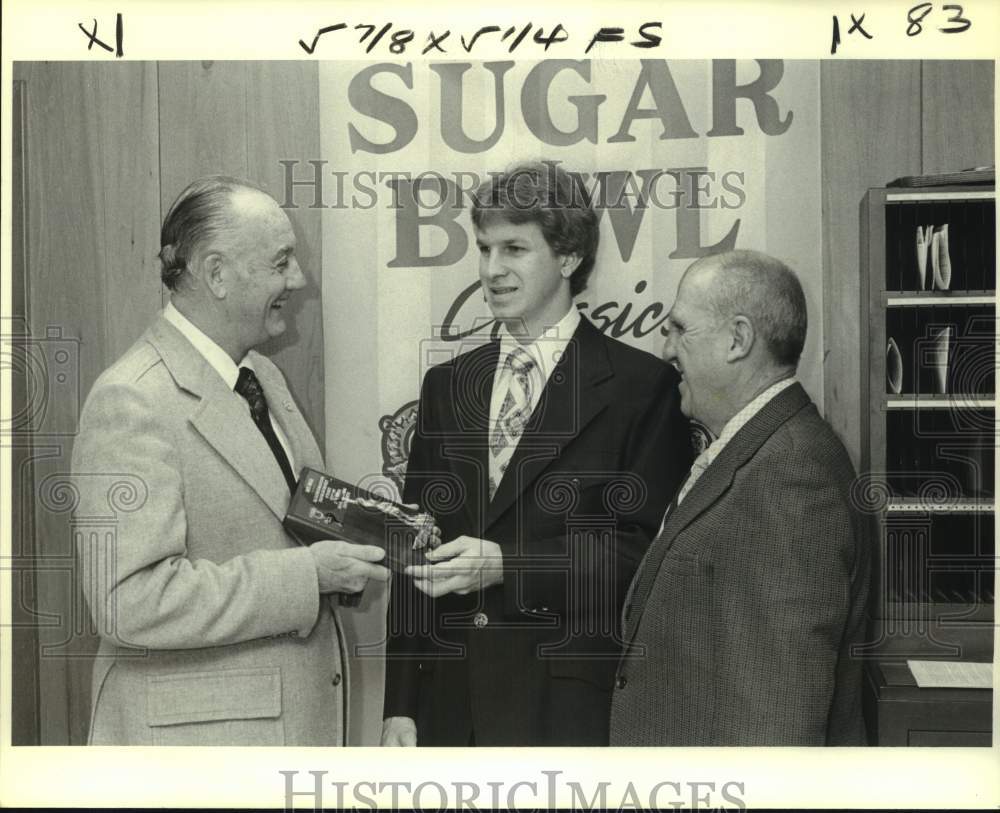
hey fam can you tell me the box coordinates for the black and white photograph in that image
[1,0,997,809]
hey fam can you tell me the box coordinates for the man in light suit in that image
[72,176,389,745]
[381,162,692,746]
[610,249,871,746]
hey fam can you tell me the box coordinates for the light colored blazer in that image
[71,315,348,746]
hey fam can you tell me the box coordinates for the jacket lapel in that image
[447,340,499,531]
[485,317,613,530]
[623,383,812,641]
[147,317,291,521]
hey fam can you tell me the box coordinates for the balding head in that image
[159,175,269,291]
[663,249,807,433]
[160,175,305,362]
[688,249,807,369]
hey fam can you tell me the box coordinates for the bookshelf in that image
[859,185,995,745]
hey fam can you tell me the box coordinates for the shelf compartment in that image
[884,198,995,292]
[883,513,994,607]
[885,407,995,500]
[884,307,995,396]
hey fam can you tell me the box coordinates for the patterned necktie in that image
[489,346,536,500]
[234,367,297,494]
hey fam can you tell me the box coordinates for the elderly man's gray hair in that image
[158,175,267,291]
[701,249,808,367]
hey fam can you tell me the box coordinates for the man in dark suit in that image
[610,249,871,746]
[381,162,691,746]
[72,176,389,745]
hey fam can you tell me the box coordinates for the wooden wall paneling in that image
[55,62,164,745]
[245,61,326,446]
[98,63,163,359]
[156,61,250,183]
[921,61,995,175]
[16,61,162,745]
[20,61,111,745]
[10,77,41,745]
[157,61,250,306]
[820,61,923,470]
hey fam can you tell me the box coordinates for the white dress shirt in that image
[163,302,295,471]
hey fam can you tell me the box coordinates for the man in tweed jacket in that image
[610,250,871,746]
[72,176,389,745]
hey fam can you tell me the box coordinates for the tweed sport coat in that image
[71,315,349,746]
[384,316,693,746]
[610,383,872,746]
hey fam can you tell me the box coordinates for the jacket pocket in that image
[146,666,284,746]
[656,550,703,577]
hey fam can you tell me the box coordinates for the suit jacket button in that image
[473,612,489,629]
[331,672,342,686]
[615,675,627,689]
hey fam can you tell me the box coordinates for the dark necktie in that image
[234,366,297,494]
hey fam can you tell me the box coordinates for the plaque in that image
[284,467,437,573]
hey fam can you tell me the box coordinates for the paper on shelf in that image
[886,337,903,394]
[916,224,931,290]
[907,659,993,689]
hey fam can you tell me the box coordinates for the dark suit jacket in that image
[384,316,691,745]
[610,383,872,746]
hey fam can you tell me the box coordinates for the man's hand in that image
[309,540,390,594]
[404,535,503,597]
[381,716,417,746]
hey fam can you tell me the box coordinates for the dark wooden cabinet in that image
[865,661,991,746]
[859,185,995,745]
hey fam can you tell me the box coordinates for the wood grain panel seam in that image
[918,61,925,175]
